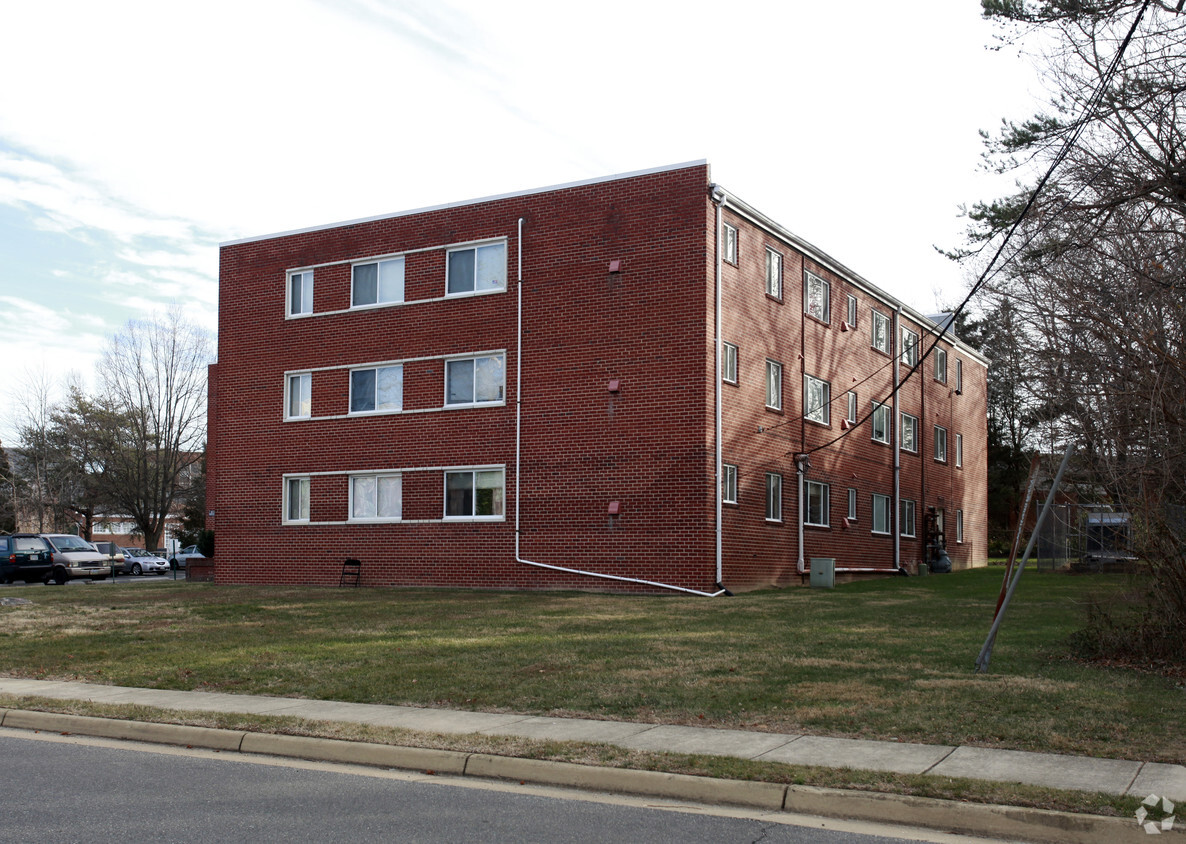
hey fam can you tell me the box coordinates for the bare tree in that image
[98,308,213,551]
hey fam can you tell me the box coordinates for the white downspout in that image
[712,189,725,589]
[796,455,806,576]
[893,304,902,572]
[513,215,725,597]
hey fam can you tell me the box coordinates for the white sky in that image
[0,0,1040,442]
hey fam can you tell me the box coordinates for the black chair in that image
[339,558,362,587]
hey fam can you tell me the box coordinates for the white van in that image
[41,534,110,584]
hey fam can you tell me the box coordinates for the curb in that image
[0,709,1149,844]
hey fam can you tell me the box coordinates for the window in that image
[765,248,783,299]
[901,326,919,367]
[765,360,782,410]
[722,463,738,504]
[846,294,857,327]
[871,309,891,354]
[446,355,505,405]
[723,222,738,265]
[804,375,830,425]
[804,271,829,322]
[352,257,405,307]
[445,469,505,518]
[900,412,918,452]
[846,391,857,424]
[934,425,948,462]
[956,433,963,468]
[722,341,738,384]
[765,473,782,522]
[288,270,313,316]
[284,477,309,523]
[956,509,964,544]
[805,480,829,527]
[447,242,506,295]
[350,474,402,521]
[286,373,311,420]
[956,359,963,394]
[900,499,916,537]
[350,365,404,414]
[934,348,947,383]
[872,493,891,534]
[847,488,857,520]
[871,401,891,444]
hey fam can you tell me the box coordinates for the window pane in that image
[287,478,308,521]
[353,263,378,306]
[448,249,475,294]
[474,356,505,402]
[350,369,376,412]
[289,275,303,315]
[847,391,857,422]
[376,366,403,410]
[352,477,376,519]
[288,374,310,418]
[475,244,506,291]
[302,273,313,313]
[475,470,504,516]
[847,488,857,519]
[847,295,857,326]
[447,359,475,404]
[377,476,401,518]
[378,258,405,302]
[446,472,474,516]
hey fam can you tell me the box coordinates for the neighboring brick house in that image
[208,161,988,593]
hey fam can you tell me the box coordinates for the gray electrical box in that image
[810,557,835,589]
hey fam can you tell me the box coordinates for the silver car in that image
[121,547,170,576]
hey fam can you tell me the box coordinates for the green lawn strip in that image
[0,694,1139,819]
[1,569,1181,764]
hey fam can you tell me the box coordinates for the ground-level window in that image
[722,463,738,504]
[934,425,948,462]
[956,433,963,468]
[350,474,402,521]
[447,242,506,295]
[722,341,738,384]
[871,309,891,354]
[352,257,405,307]
[288,270,313,316]
[805,480,829,527]
[956,509,964,544]
[446,355,505,406]
[900,412,918,452]
[766,360,782,410]
[871,401,890,444]
[445,469,505,519]
[805,271,829,322]
[804,375,830,425]
[847,488,857,521]
[284,477,309,523]
[350,365,404,413]
[872,493,891,534]
[286,373,311,420]
[900,499,916,537]
[766,473,782,522]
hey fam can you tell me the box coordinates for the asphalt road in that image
[0,731,995,844]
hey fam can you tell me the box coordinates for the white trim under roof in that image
[220,160,709,248]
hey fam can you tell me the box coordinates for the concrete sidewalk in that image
[1,677,1182,804]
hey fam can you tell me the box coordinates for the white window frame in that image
[446,241,507,296]
[901,326,919,367]
[934,348,947,384]
[956,509,964,544]
[283,476,310,524]
[900,499,916,537]
[805,480,829,527]
[351,257,406,308]
[444,468,505,520]
[872,493,891,535]
[899,411,918,453]
[765,248,783,299]
[804,374,830,425]
[804,271,830,323]
[956,359,964,394]
[846,294,857,327]
[956,433,963,468]
[871,401,890,444]
[445,354,506,407]
[722,463,738,504]
[765,473,782,523]
[723,222,738,265]
[871,309,891,354]
[847,488,857,521]
[765,359,782,411]
[286,372,311,420]
[934,425,948,462]
[846,391,857,424]
[348,473,403,523]
[722,341,738,385]
[349,364,404,415]
[288,270,313,317]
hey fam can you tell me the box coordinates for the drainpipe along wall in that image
[512,215,726,597]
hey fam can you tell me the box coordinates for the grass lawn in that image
[1,568,1182,766]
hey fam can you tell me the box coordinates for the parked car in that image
[1,534,55,584]
[121,547,170,576]
[91,541,125,569]
[40,534,110,584]
[170,545,205,569]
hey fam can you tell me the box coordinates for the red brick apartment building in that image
[208,161,987,593]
